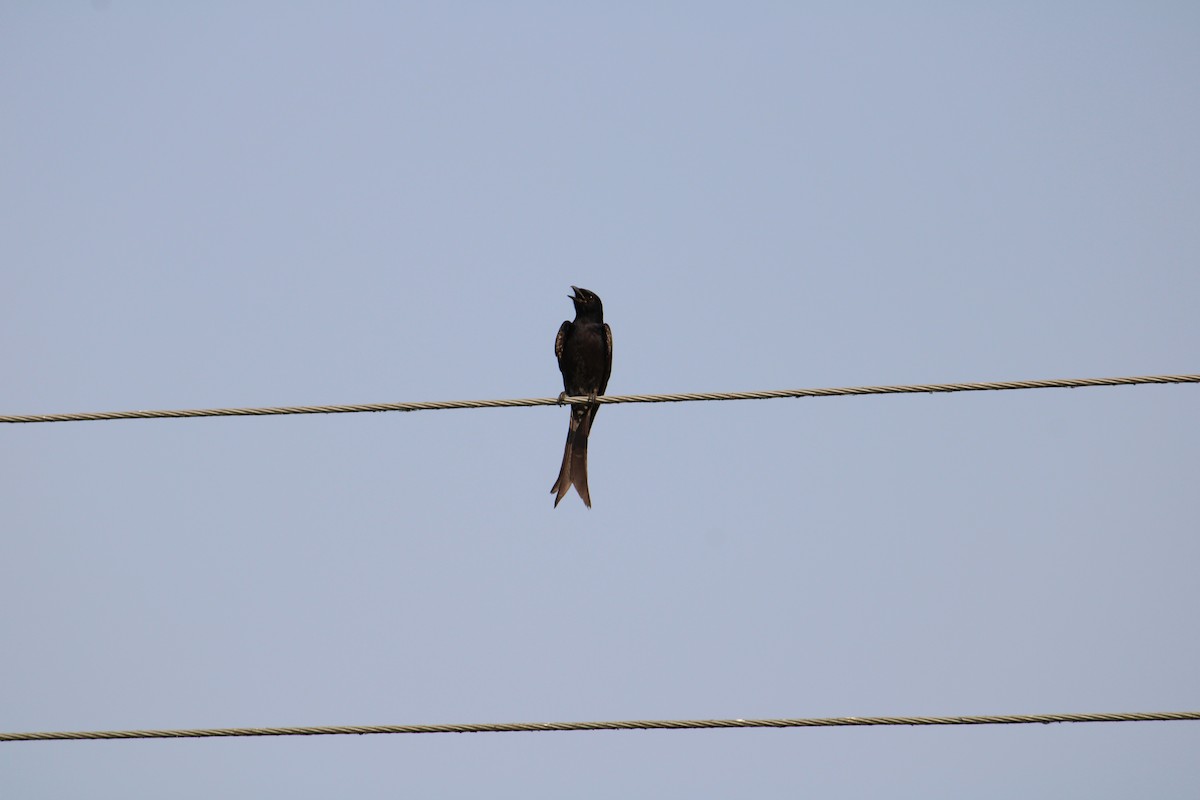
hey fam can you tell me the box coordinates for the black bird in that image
[551,286,613,508]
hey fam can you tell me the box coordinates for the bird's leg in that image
[557,391,568,406]
[587,392,598,407]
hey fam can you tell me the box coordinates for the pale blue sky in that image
[2,3,1198,797]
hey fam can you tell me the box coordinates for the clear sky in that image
[3,3,1198,797]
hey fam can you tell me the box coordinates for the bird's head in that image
[570,286,603,316]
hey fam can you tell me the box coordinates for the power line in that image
[2,710,1196,743]
[1,373,1197,425]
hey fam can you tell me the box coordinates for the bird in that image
[551,286,613,508]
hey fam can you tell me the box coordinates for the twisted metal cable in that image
[2,711,1197,743]
[1,373,1197,425]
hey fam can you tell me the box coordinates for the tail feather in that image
[551,424,574,507]
[570,409,593,507]
[551,404,597,508]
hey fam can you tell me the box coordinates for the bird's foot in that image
[556,391,568,406]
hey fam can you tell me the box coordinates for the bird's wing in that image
[599,323,613,395]
[555,320,572,368]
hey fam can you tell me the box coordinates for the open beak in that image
[569,285,582,300]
